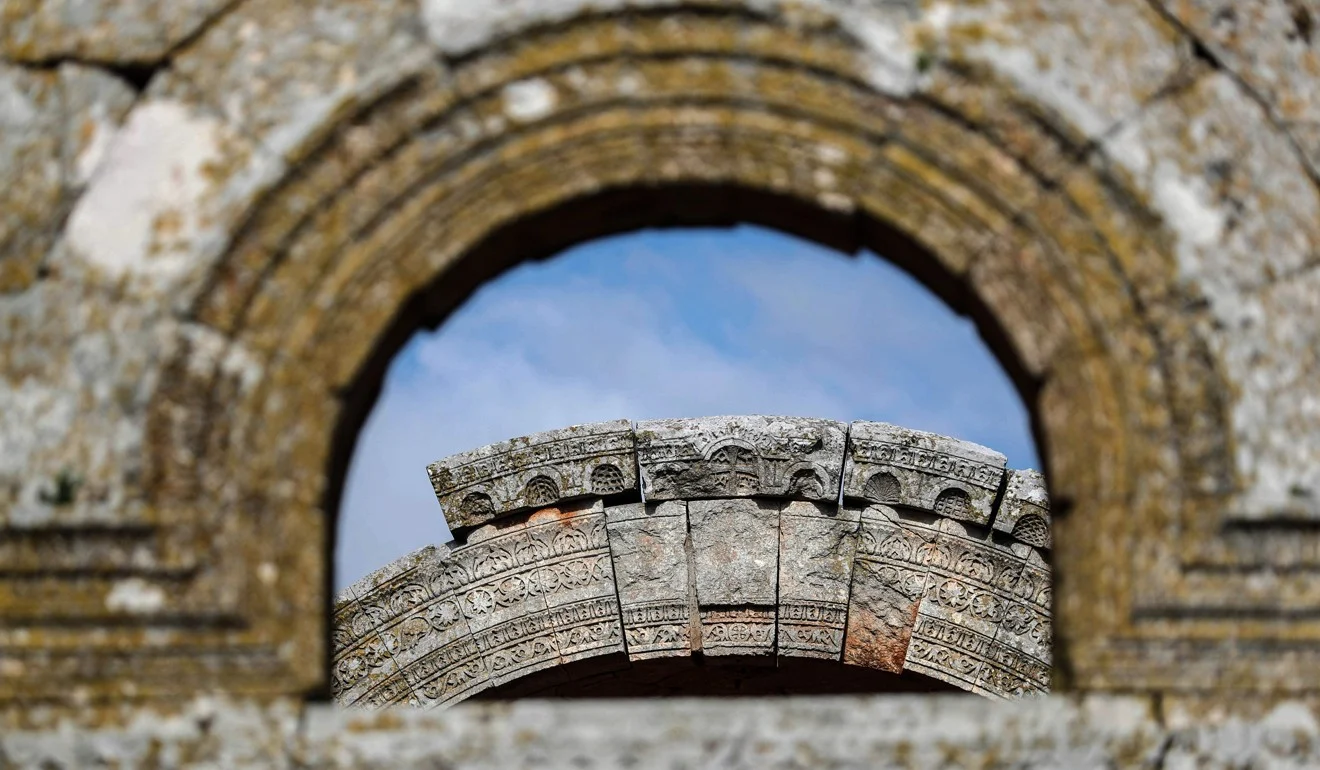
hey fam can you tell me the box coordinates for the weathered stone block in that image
[351,545,488,709]
[844,421,1006,524]
[842,506,928,674]
[994,469,1051,548]
[979,547,1051,698]
[636,416,846,502]
[330,629,410,709]
[777,501,860,661]
[903,518,1032,696]
[427,419,636,530]
[446,517,559,690]
[523,504,625,667]
[688,498,779,658]
[605,501,694,661]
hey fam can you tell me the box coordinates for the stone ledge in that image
[9,694,1320,768]
[426,417,1034,530]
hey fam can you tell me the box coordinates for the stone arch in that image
[932,488,974,520]
[138,5,1224,695]
[21,0,1316,705]
[335,418,1053,706]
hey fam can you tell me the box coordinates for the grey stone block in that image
[331,629,411,709]
[842,506,928,674]
[636,416,846,502]
[343,545,487,708]
[901,517,1032,696]
[440,518,559,694]
[777,501,860,661]
[605,501,694,661]
[427,419,636,530]
[979,548,1051,697]
[844,421,1007,525]
[521,505,625,667]
[993,469,1051,548]
[688,498,780,658]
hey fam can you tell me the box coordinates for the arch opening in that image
[140,7,1230,700]
[330,219,1050,705]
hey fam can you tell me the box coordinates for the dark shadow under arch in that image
[470,654,963,700]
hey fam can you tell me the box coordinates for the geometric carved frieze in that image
[636,416,847,502]
[427,419,637,531]
[843,421,1008,525]
[336,418,1050,707]
[840,505,1051,697]
[902,518,1046,698]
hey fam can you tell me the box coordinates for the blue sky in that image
[335,226,1038,589]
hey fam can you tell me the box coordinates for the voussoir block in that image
[427,419,637,530]
[843,422,1007,525]
[636,416,846,502]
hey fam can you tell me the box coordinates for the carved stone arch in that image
[336,419,1054,705]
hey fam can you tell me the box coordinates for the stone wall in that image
[335,418,1051,707]
[3,0,1320,764]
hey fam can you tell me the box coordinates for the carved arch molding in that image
[3,0,1320,709]
[335,418,1052,707]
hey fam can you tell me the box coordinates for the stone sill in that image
[6,694,1320,767]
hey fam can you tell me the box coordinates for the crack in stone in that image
[1143,0,1320,190]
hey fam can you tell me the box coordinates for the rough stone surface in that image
[843,505,928,675]
[10,693,1320,768]
[844,421,1008,525]
[427,420,637,530]
[636,416,846,502]
[604,501,694,661]
[0,0,235,63]
[158,0,436,167]
[49,97,283,305]
[0,63,135,294]
[1100,67,1320,520]
[14,693,1317,769]
[777,500,860,661]
[0,64,62,295]
[688,497,781,659]
[4,0,1320,753]
[995,469,1051,548]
